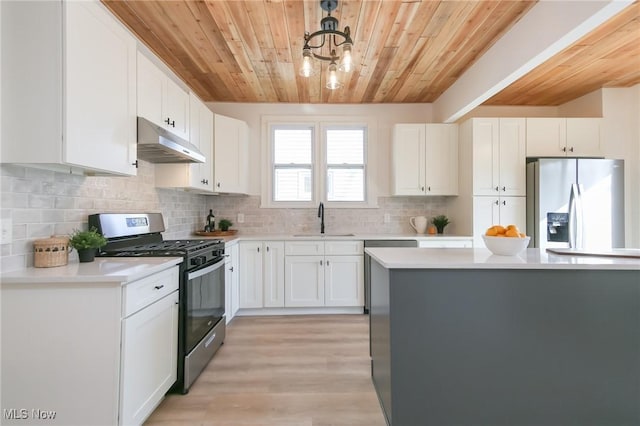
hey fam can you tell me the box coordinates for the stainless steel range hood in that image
[136,117,205,163]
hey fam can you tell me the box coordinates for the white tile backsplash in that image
[0,161,208,272]
[1,162,454,272]
[206,195,450,236]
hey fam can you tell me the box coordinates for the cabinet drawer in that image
[418,239,473,248]
[325,240,364,255]
[285,241,325,256]
[123,266,179,317]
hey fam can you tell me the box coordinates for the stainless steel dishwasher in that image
[364,239,418,313]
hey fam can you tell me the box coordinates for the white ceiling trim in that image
[433,0,635,123]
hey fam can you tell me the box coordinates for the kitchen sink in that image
[293,233,355,237]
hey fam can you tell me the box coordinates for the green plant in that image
[218,219,233,232]
[431,215,450,232]
[69,227,107,250]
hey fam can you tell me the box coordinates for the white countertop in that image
[215,233,473,244]
[1,257,183,285]
[365,247,640,270]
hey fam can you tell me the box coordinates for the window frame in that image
[322,124,367,204]
[271,124,315,204]
[261,115,377,209]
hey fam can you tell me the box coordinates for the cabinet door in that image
[473,196,500,247]
[325,255,364,307]
[263,241,285,308]
[230,243,240,317]
[120,291,178,426]
[137,52,165,128]
[498,196,527,235]
[224,254,233,324]
[238,242,263,308]
[65,1,137,175]
[526,118,566,157]
[164,77,190,140]
[425,124,458,195]
[190,94,213,190]
[214,114,247,193]
[392,124,426,195]
[566,118,602,157]
[472,118,500,196]
[284,256,325,307]
[498,118,526,196]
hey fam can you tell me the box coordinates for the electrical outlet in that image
[383,213,390,224]
[1,218,12,244]
[237,213,245,224]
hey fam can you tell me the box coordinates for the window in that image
[272,127,313,201]
[264,116,376,208]
[326,127,365,202]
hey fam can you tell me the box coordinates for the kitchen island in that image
[367,248,639,426]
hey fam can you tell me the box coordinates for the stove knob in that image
[191,256,205,267]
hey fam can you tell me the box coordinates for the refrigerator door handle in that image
[576,184,585,249]
[568,184,578,248]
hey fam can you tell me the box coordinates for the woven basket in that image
[34,236,70,268]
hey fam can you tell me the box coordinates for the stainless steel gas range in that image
[89,213,225,394]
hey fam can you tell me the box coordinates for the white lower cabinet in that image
[263,242,286,307]
[284,255,325,307]
[225,241,240,322]
[0,264,180,426]
[238,241,284,308]
[324,255,364,307]
[120,287,178,425]
[284,240,364,308]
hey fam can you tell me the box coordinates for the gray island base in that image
[368,248,639,426]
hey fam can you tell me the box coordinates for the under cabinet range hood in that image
[136,117,205,163]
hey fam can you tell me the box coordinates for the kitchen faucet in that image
[318,202,325,234]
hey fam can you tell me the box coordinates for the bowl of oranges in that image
[482,224,530,256]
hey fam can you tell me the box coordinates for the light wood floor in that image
[145,315,387,426]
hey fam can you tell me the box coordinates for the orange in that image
[493,225,506,235]
[519,232,527,238]
[485,227,498,236]
[505,229,520,238]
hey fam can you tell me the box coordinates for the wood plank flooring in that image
[145,315,386,426]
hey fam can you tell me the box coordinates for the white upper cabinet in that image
[1,0,137,175]
[213,114,249,194]
[471,118,526,197]
[392,123,458,196]
[137,52,190,141]
[155,93,214,192]
[526,118,602,157]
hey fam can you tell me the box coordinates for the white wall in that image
[599,86,640,248]
[205,102,433,197]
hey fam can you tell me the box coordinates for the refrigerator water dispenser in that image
[547,212,569,243]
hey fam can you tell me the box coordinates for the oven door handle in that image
[187,259,225,281]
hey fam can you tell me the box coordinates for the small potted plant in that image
[431,215,450,235]
[69,227,107,262]
[218,219,233,232]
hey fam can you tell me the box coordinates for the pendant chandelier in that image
[300,0,354,90]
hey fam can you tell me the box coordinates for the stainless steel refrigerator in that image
[526,158,624,249]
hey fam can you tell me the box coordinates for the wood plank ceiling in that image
[103,0,640,106]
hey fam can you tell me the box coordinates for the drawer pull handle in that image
[154,285,164,290]
[205,332,216,348]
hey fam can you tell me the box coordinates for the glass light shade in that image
[299,48,316,77]
[326,62,342,90]
[338,43,353,73]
